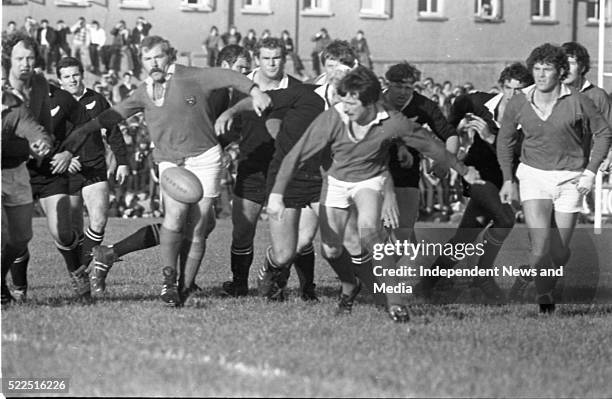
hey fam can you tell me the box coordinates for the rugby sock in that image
[10,248,30,288]
[264,246,290,289]
[230,244,253,286]
[350,251,378,300]
[180,239,206,292]
[533,255,558,300]
[112,223,161,258]
[3,245,24,286]
[55,232,82,273]
[294,243,315,291]
[160,226,183,271]
[322,247,357,294]
[81,227,104,267]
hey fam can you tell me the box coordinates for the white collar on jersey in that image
[335,101,389,127]
[247,68,289,90]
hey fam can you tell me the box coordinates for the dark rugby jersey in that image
[75,88,128,167]
[266,83,326,178]
[26,83,91,176]
[387,91,457,187]
[448,92,511,189]
[237,72,301,170]
[2,91,52,169]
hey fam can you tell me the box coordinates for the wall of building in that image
[3,0,612,91]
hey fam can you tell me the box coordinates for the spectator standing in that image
[88,20,106,75]
[36,19,56,74]
[203,26,221,67]
[109,20,132,74]
[281,29,304,78]
[131,17,152,76]
[71,17,90,69]
[20,17,37,38]
[242,29,257,65]
[310,27,331,77]
[55,20,71,61]
[4,21,17,35]
[222,25,242,47]
[350,30,372,69]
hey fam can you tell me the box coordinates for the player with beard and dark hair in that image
[69,38,270,305]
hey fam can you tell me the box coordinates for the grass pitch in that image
[2,218,612,397]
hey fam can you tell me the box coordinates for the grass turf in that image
[2,218,612,397]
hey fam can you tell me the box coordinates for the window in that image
[360,0,391,19]
[586,0,611,24]
[241,0,272,14]
[302,0,332,16]
[531,0,556,21]
[418,0,444,18]
[3,0,28,5]
[474,0,502,20]
[54,0,90,6]
[119,0,153,9]
[180,0,214,12]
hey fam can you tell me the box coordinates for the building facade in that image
[3,0,612,90]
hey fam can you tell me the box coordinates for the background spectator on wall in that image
[109,20,132,74]
[242,29,257,64]
[20,16,37,38]
[350,30,372,69]
[36,19,56,74]
[310,27,331,76]
[4,20,17,35]
[203,25,221,67]
[222,25,242,47]
[281,29,304,78]
[88,20,106,75]
[71,17,90,69]
[54,20,71,62]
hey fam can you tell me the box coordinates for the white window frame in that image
[54,0,90,6]
[118,0,153,10]
[418,0,444,17]
[475,0,502,20]
[360,0,390,18]
[180,0,214,12]
[531,0,556,22]
[586,0,611,24]
[301,0,333,16]
[241,0,272,14]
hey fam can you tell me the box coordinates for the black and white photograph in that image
[1,0,612,397]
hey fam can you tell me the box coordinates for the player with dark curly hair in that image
[497,43,612,313]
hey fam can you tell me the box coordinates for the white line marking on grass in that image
[138,348,288,378]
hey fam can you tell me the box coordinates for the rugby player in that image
[65,36,270,306]
[56,57,129,288]
[497,43,612,313]
[3,32,93,301]
[268,67,483,322]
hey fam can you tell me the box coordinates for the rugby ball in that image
[160,167,203,204]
